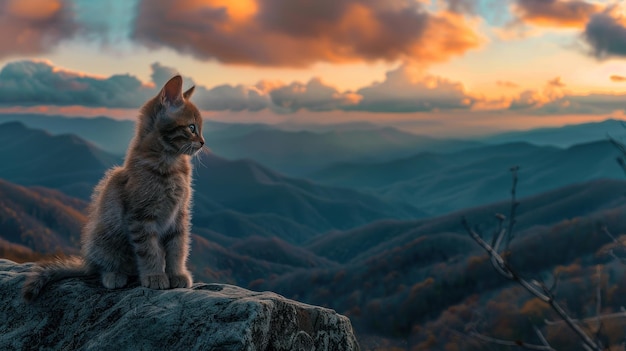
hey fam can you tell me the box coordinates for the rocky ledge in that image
[0,259,359,350]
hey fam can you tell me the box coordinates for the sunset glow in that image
[0,0,626,135]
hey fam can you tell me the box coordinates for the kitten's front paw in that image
[102,272,128,289]
[141,273,170,290]
[168,271,192,288]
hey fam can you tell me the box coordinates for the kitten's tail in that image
[22,256,91,302]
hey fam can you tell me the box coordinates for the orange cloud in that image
[611,75,626,82]
[0,0,77,58]
[133,0,483,67]
[496,80,519,88]
[349,65,475,112]
[513,0,601,28]
[6,0,62,20]
[205,0,258,21]
[547,76,566,87]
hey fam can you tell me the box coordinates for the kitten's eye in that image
[188,124,196,133]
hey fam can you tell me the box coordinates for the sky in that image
[2,0,626,136]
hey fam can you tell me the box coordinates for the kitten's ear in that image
[160,75,183,107]
[183,86,195,100]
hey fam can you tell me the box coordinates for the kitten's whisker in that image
[185,144,194,156]
[195,152,208,169]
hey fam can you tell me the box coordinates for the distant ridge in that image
[0,122,426,238]
[0,121,121,199]
[482,118,626,147]
[0,114,135,155]
[192,153,427,232]
[312,139,624,215]
[208,126,482,175]
[0,113,482,175]
[0,178,86,254]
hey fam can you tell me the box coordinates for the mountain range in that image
[1,114,626,349]
[190,153,425,233]
[4,161,625,348]
[0,113,135,155]
[0,179,85,260]
[255,178,626,347]
[0,177,336,286]
[0,121,121,199]
[0,113,481,176]
[0,121,423,236]
[207,127,481,175]
[481,118,626,147]
[312,140,624,215]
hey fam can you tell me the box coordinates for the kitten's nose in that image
[200,139,205,147]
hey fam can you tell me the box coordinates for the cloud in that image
[16,60,622,116]
[513,0,601,28]
[132,0,483,67]
[149,62,272,111]
[184,64,477,113]
[583,10,626,59]
[547,76,566,88]
[0,60,152,108]
[506,76,567,110]
[536,93,626,114]
[508,90,552,110]
[499,81,626,115]
[348,65,475,112]
[496,80,520,88]
[0,0,78,58]
[611,75,626,82]
[193,83,273,111]
[0,60,484,114]
[269,78,361,112]
[149,62,196,88]
[444,0,478,14]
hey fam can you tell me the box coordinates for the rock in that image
[0,259,359,350]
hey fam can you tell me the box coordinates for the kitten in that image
[23,75,204,301]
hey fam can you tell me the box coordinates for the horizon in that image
[0,111,625,140]
[3,0,626,137]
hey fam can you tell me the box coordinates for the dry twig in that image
[463,167,603,351]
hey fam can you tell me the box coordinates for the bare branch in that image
[505,166,520,251]
[549,273,560,295]
[492,213,506,248]
[467,318,555,351]
[462,218,514,279]
[593,266,606,350]
[608,134,626,176]
[463,217,608,346]
[463,168,603,351]
[609,250,626,265]
[545,310,626,326]
[603,225,620,243]
[601,226,626,264]
[609,134,626,155]
[469,330,556,350]
[595,266,602,331]
[533,325,552,350]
